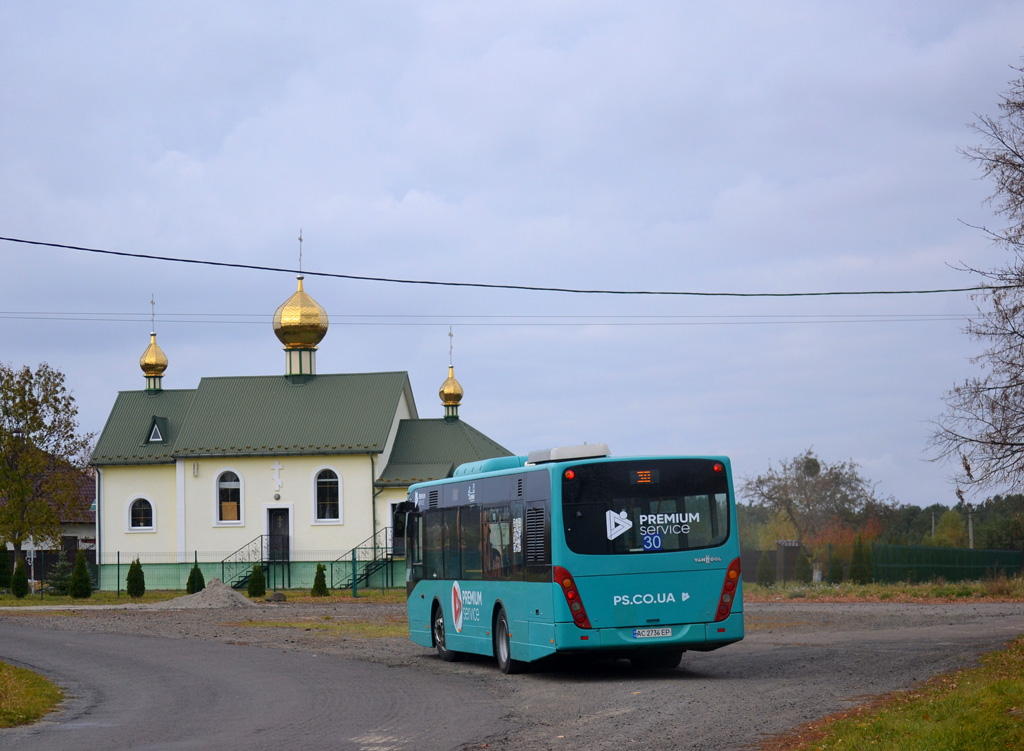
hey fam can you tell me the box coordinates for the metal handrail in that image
[330,528,394,591]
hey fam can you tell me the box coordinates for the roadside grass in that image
[0,661,62,728]
[743,575,1024,602]
[283,588,407,605]
[222,616,407,638]
[0,590,183,607]
[762,636,1024,751]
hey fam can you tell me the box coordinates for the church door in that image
[268,508,290,562]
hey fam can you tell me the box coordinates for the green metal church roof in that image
[376,418,513,487]
[90,372,417,466]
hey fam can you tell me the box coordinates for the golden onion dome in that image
[439,364,463,406]
[273,276,329,349]
[139,332,168,376]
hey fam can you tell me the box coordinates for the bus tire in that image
[433,602,459,662]
[494,608,524,674]
[630,648,683,670]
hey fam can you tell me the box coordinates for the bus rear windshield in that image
[561,459,730,555]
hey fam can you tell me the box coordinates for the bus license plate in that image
[632,627,671,639]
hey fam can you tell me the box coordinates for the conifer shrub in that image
[247,562,266,598]
[849,534,873,585]
[11,558,30,598]
[756,550,775,587]
[68,549,93,599]
[126,558,146,598]
[827,552,845,585]
[794,550,813,584]
[186,563,205,594]
[48,550,73,595]
[311,562,329,597]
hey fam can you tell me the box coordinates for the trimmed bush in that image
[68,549,93,599]
[794,550,813,584]
[126,558,146,598]
[11,558,30,598]
[48,550,73,595]
[186,563,205,594]
[756,550,775,587]
[247,562,266,598]
[311,563,328,597]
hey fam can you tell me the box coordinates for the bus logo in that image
[606,510,633,541]
[452,581,464,633]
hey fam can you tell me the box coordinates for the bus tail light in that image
[553,566,592,629]
[714,558,741,622]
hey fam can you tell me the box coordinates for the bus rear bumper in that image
[553,612,743,653]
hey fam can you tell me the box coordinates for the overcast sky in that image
[2,2,1023,508]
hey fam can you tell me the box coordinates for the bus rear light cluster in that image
[714,557,741,622]
[554,565,592,629]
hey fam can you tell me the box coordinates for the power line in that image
[0,310,971,327]
[0,234,1010,298]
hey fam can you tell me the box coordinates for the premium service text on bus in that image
[403,444,743,672]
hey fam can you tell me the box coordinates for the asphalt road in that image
[0,625,503,751]
[2,601,1024,751]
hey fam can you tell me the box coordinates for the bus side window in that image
[461,506,482,580]
[423,510,443,580]
[442,508,461,579]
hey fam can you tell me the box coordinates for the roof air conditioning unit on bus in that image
[526,443,611,465]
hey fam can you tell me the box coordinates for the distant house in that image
[2,462,95,580]
[88,276,511,589]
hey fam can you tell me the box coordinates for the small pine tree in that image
[756,550,775,587]
[186,563,205,594]
[126,558,146,598]
[68,549,93,599]
[849,535,873,585]
[794,550,813,584]
[48,550,73,595]
[11,558,30,598]
[311,563,329,597]
[247,562,266,598]
[827,552,845,585]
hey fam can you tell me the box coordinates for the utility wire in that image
[0,235,1012,298]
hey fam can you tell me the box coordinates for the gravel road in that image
[3,593,1024,751]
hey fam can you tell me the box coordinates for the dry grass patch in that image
[744,577,1024,603]
[223,615,407,639]
[0,661,62,728]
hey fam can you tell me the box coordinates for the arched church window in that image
[218,471,242,523]
[130,498,153,529]
[316,469,340,522]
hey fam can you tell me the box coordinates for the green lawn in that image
[766,636,1024,750]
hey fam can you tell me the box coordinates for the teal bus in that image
[403,444,743,673]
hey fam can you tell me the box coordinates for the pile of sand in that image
[146,578,258,609]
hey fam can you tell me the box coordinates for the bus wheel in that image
[433,603,458,662]
[630,648,683,670]
[494,608,524,674]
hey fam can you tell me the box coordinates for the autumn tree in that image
[933,509,968,548]
[741,449,887,548]
[0,363,93,574]
[933,63,1024,494]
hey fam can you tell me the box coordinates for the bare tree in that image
[933,63,1024,494]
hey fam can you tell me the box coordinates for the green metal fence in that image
[872,543,1024,583]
